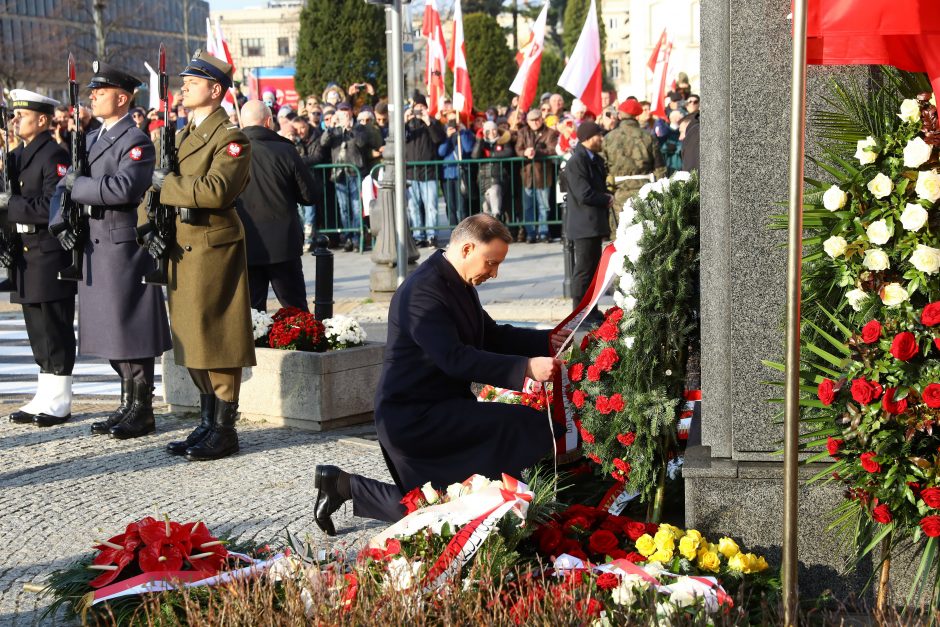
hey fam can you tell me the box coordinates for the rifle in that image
[0,100,16,290]
[138,43,176,286]
[50,52,88,281]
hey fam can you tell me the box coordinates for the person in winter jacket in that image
[404,95,446,247]
[471,121,514,218]
[437,119,475,227]
[514,109,559,243]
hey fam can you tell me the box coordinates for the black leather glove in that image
[0,192,10,210]
[0,242,12,268]
[152,168,170,191]
[139,229,167,260]
[54,226,78,251]
[64,171,78,192]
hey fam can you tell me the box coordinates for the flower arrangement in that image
[251,308,274,347]
[322,315,367,350]
[267,307,327,352]
[477,380,551,412]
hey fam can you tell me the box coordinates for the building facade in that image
[0,0,209,99]
[209,1,302,86]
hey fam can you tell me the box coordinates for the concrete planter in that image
[161,343,385,431]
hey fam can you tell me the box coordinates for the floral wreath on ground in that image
[251,307,366,352]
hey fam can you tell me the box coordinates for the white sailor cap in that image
[9,90,61,115]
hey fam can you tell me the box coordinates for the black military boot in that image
[108,380,155,439]
[91,378,134,435]
[185,398,239,461]
[166,394,216,455]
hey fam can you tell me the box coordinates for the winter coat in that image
[470,131,514,189]
[563,144,612,240]
[437,129,475,179]
[514,125,559,189]
[404,118,446,181]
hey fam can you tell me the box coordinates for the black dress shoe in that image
[9,410,35,424]
[343,239,355,252]
[314,465,350,536]
[33,413,70,427]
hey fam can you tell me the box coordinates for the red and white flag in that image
[510,1,549,112]
[448,0,473,122]
[205,18,237,112]
[557,0,602,117]
[422,0,449,117]
[647,28,667,72]
[649,31,673,120]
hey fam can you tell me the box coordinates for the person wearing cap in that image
[50,61,172,439]
[563,121,613,324]
[0,90,76,427]
[515,109,558,243]
[147,50,254,462]
[602,97,665,217]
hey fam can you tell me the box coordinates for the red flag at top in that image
[647,29,667,73]
[804,0,940,96]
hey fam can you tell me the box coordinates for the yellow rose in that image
[684,529,703,544]
[750,554,769,573]
[635,534,656,557]
[728,552,751,572]
[659,523,684,539]
[653,529,676,552]
[696,551,721,573]
[718,537,739,559]
[649,548,674,563]
[678,535,700,561]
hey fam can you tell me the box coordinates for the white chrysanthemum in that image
[880,282,909,307]
[822,185,847,211]
[865,219,892,245]
[867,173,894,199]
[862,249,890,271]
[903,136,933,168]
[251,309,274,340]
[854,136,878,165]
[323,315,366,349]
[900,203,929,231]
[823,236,847,258]
[899,98,921,123]
[910,244,940,274]
[670,170,692,182]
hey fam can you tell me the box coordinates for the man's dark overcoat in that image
[374,249,555,492]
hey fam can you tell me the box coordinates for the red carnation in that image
[617,432,636,446]
[872,504,892,524]
[588,530,620,556]
[576,598,604,617]
[890,331,919,361]
[851,379,883,405]
[817,379,835,406]
[922,516,940,537]
[625,551,648,563]
[596,572,620,590]
[923,384,940,408]
[571,389,587,409]
[580,335,592,351]
[568,363,584,382]
[595,347,620,372]
[624,521,647,541]
[860,452,881,473]
[595,323,618,342]
[922,302,940,327]
[882,388,908,415]
[587,365,601,381]
[579,426,596,444]
[861,320,882,344]
[595,395,611,415]
[607,393,625,412]
[605,306,624,324]
[613,458,631,475]
[588,453,602,464]
[826,436,843,458]
[921,487,940,508]
[400,487,424,514]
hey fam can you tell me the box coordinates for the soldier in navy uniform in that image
[0,90,76,426]
[51,62,172,439]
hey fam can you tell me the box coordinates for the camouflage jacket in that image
[602,119,666,202]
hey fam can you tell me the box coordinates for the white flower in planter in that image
[846,288,868,311]
[866,219,893,245]
[823,235,848,258]
[900,203,929,231]
[867,173,894,199]
[323,315,366,349]
[671,171,692,182]
[862,249,890,271]
[904,136,933,168]
[899,98,921,123]
[880,282,909,307]
[910,244,940,274]
[854,136,878,165]
[822,185,847,211]
[916,170,940,203]
[250,309,274,340]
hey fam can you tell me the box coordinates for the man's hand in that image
[0,192,11,211]
[526,357,561,382]
[140,230,167,259]
[607,194,615,208]
[55,226,78,251]
[550,328,573,355]
[152,168,170,191]
[0,243,12,268]
[64,171,78,192]
[524,147,535,159]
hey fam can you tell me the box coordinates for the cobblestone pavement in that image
[0,398,390,626]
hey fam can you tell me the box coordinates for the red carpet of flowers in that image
[267,307,326,352]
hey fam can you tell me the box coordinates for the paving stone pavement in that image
[0,397,390,626]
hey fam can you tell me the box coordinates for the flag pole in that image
[784,0,808,625]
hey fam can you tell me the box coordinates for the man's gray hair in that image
[449,214,512,245]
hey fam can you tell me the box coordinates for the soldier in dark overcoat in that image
[0,90,76,426]
[51,62,172,439]
[148,51,254,461]
[312,215,571,533]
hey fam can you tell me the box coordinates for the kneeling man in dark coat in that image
[314,214,569,533]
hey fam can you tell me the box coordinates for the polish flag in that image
[448,0,473,122]
[510,1,549,112]
[213,18,238,111]
[647,28,667,72]
[422,0,449,117]
[649,32,673,120]
[557,0,602,117]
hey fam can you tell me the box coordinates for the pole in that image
[391,0,408,285]
[783,1,808,625]
[93,0,107,59]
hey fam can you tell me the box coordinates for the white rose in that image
[899,98,921,123]
[469,474,493,493]
[420,481,439,504]
[822,185,847,211]
[446,482,464,501]
[855,136,878,165]
[910,244,940,274]
[916,170,940,203]
[900,203,929,231]
[865,219,893,245]
[611,575,649,606]
[846,288,868,312]
[904,136,933,168]
[384,557,421,591]
[823,236,847,258]
[670,171,691,182]
[880,282,909,307]
[867,173,894,199]
[862,249,890,270]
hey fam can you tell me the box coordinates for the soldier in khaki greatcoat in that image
[146,51,254,461]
